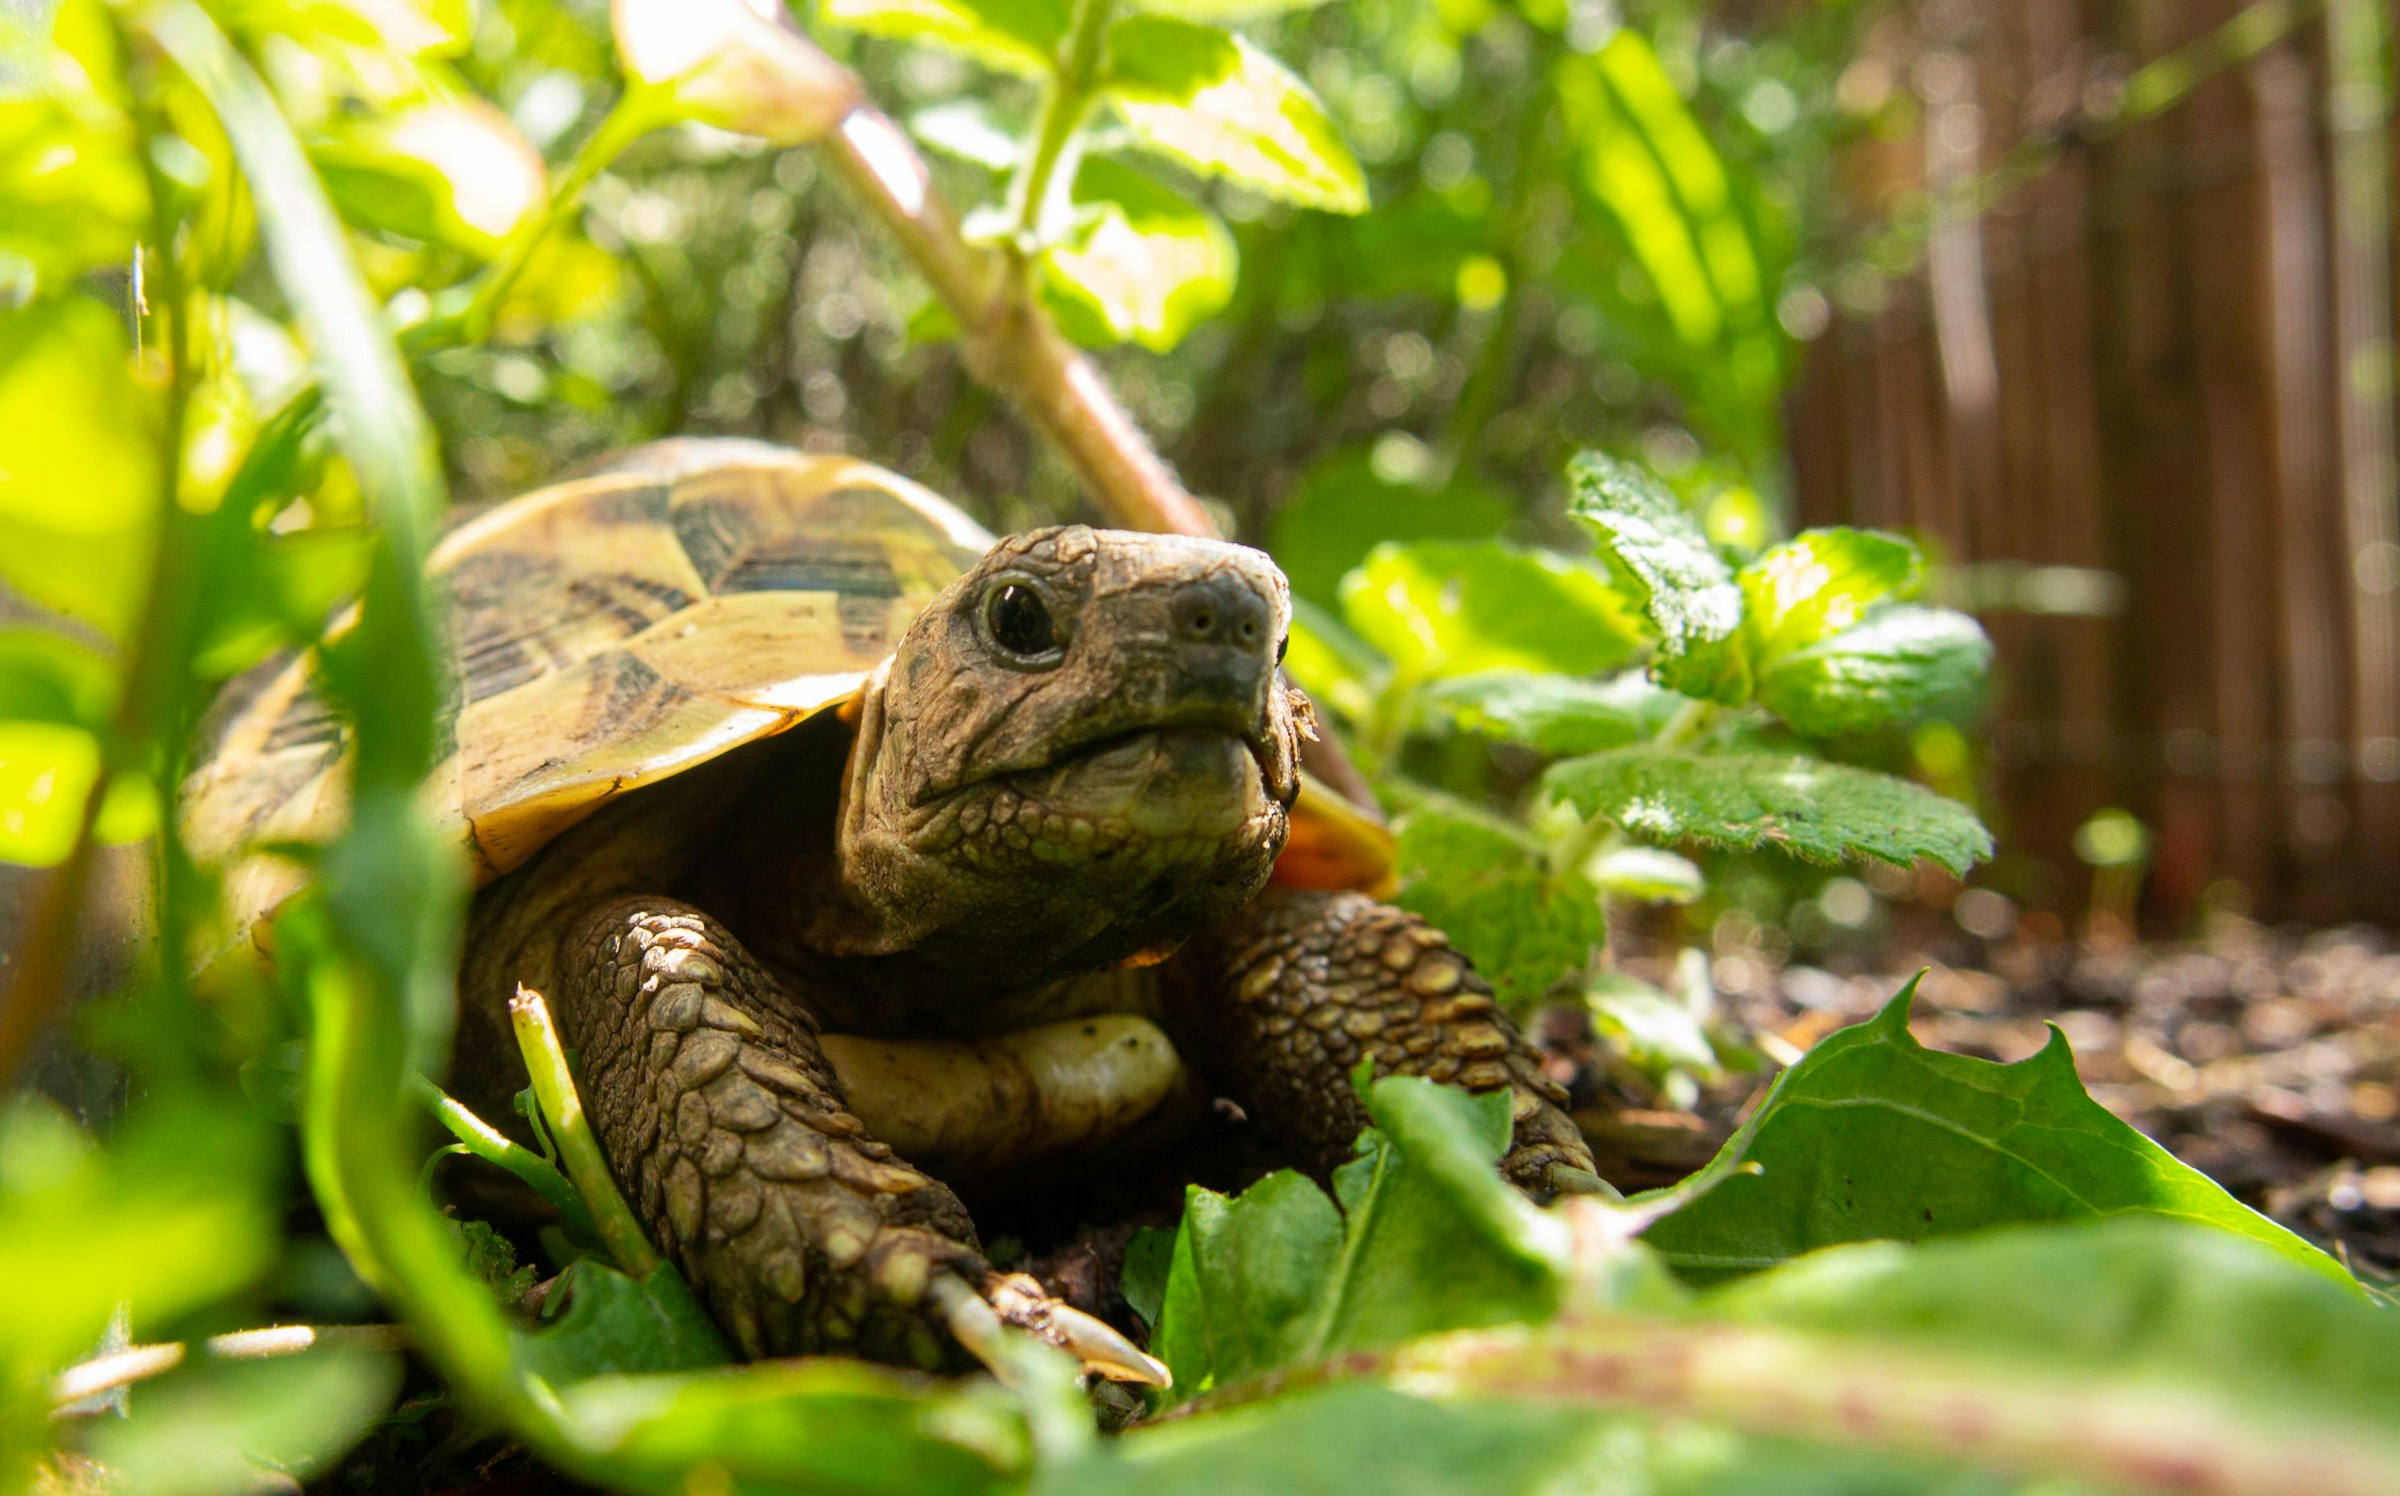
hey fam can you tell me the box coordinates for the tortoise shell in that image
[185,439,1390,942]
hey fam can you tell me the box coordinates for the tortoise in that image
[185,438,1599,1379]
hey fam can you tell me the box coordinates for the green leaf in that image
[1392,804,1604,1006]
[1587,970,1717,1078]
[311,100,546,257]
[83,1349,403,1496]
[1585,844,1703,903]
[1420,669,1683,757]
[1150,1170,1344,1392]
[0,5,148,288]
[1281,596,1384,723]
[1564,451,1747,703]
[1102,17,1365,214]
[1033,1385,1613,1496]
[1040,156,1235,352]
[1338,541,1642,682]
[1708,1217,2396,1431]
[517,1257,731,1383]
[557,1360,1033,1495]
[0,296,162,638]
[1643,979,2356,1289]
[1269,447,1509,611]
[910,99,1023,170]
[1149,1076,1566,1398]
[0,629,115,727]
[820,0,1070,75]
[1545,745,1993,875]
[1757,605,1991,738]
[1118,1224,1175,1328]
[1738,527,1925,661]
[1123,0,1330,21]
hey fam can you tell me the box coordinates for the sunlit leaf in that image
[0,296,161,638]
[1393,804,1603,1006]
[313,99,547,256]
[1564,451,1746,703]
[1738,527,1924,661]
[820,0,1069,76]
[1103,17,1365,213]
[1421,670,1683,757]
[1544,745,1992,874]
[1040,155,1234,351]
[910,98,1023,169]
[1758,605,1990,739]
[0,0,147,288]
[615,0,858,143]
[1124,0,1330,20]
[0,721,98,866]
[1587,969,1717,1077]
[0,630,115,728]
[1586,844,1703,903]
[1645,980,2356,1288]
[1338,541,1641,681]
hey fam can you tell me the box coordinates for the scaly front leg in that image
[548,895,1163,1381]
[1175,887,1601,1194]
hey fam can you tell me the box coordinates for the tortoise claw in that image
[933,1271,1170,1388]
[1546,1164,1617,1198]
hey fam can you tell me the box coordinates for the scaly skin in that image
[1175,888,1596,1191]
[556,897,982,1365]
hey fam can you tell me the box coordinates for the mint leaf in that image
[1758,605,1990,738]
[1644,978,2354,1289]
[517,1257,730,1383]
[1421,669,1683,756]
[1738,527,1924,661]
[1103,17,1366,213]
[1564,451,1747,704]
[820,0,1070,75]
[1338,541,1642,681]
[1148,1076,1566,1398]
[1040,156,1235,351]
[1544,745,1992,874]
[1392,804,1605,1006]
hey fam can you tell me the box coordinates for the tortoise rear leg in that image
[1173,887,1601,1195]
[550,895,1160,1378]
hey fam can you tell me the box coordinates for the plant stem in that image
[819,107,1218,539]
[410,1074,600,1244]
[53,1324,406,1411]
[508,985,661,1278]
[1005,0,1114,248]
[437,93,658,350]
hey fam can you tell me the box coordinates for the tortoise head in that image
[819,525,1306,982]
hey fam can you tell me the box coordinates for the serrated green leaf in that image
[1544,745,1992,874]
[1040,156,1235,351]
[1644,978,2354,1288]
[0,296,162,638]
[1738,527,1925,661]
[1758,605,1990,738]
[1421,669,1684,757]
[1338,541,1642,682]
[1103,17,1365,213]
[1269,447,1509,610]
[1149,1076,1566,1399]
[820,0,1069,75]
[1392,804,1604,1006]
[1564,451,1747,704]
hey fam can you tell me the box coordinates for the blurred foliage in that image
[0,0,2385,1491]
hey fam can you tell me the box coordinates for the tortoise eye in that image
[985,582,1060,661]
[1276,634,1289,665]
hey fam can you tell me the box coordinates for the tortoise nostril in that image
[1190,611,1215,636]
[1170,576,1273,660]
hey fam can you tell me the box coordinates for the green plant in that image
[1281,447,1991,1091]
[3,0,2389,1492]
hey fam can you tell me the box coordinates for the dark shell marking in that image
[183,443,993,935]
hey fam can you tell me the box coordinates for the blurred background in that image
[363,0,2399,935]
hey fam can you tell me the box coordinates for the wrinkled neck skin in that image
[783,527,1304,1014]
